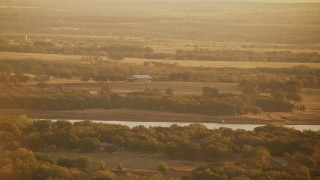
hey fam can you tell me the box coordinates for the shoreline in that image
[1,108,320,125]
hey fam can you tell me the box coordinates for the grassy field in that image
[0,52,82,62]
[1,107,320,125]
[1,0,320,44]
[301,88,320,112]
[41,150,206,176]
[49,81,241,94]
[122,58,320,68]
[1,52,319,69]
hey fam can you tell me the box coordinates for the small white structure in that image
[126,75,153,82]
[25,35,32,42]
[45,37,52,43]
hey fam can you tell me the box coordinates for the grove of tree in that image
[0,116,319,179]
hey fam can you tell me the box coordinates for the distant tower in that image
[25,35,28,41]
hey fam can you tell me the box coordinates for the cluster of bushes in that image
[0,116,319,179]
[0,72,30,86]
[0,60,90,80]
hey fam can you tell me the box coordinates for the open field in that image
[0,52,82,62]
[1,0,320,45]
[41,151,206,177]
[1,52,320,68]
[48,82,242,94]
[1,108,320,125]
[302,88,320,112]
[41,151,206,170]
[122,58,320,68]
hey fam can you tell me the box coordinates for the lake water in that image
[48,119,320,131]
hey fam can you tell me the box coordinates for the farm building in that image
[126,75,153,82]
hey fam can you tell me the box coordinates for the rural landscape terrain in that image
[0,0,320,179]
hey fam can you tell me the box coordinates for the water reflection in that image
[47,119,320,131]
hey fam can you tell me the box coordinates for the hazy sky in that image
[121,0,320,2]
[192,0,320,2]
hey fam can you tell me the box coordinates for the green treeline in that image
[0,42,152,58]
[0,41,320,62]
[0,59,319,88]
[0,116,319,179]
[0,80,302,114]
